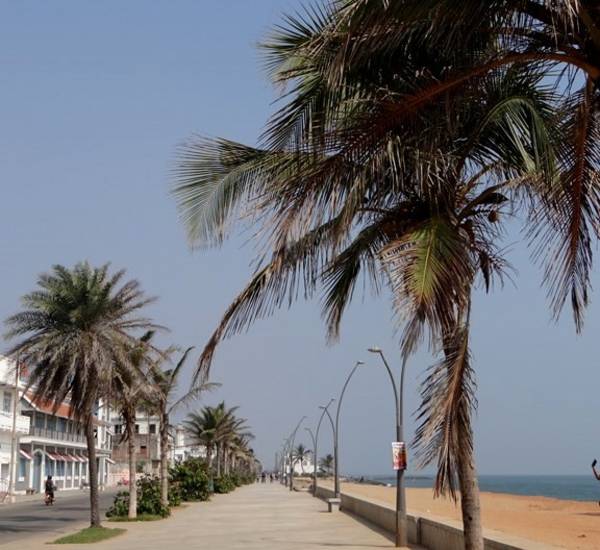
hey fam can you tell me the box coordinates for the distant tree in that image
[292,444,311,474]
[319,454,334,476]
[147,348,218,508]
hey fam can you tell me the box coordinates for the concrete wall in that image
[314,486,558,550]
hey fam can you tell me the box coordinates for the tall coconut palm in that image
[4,262,157,527]
[292,444,311,474]
[307,0,600,336]
[172,6,556,547]
[147,347,218,507]
[112,331,158,519]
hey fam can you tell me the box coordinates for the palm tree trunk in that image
[457,431,483,550]
[159,413,169,508]
[84,420,100,527]
[126,416,137,520]
[216,444,221,477]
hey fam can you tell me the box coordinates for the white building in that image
[171,425,207,463]
[283,453,314,476]
[0,356,115,496]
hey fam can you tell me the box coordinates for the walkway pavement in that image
[2,483,422,549]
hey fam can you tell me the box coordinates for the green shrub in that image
[106,475,171,518]
[213,475,236,494]
[169,458,211,502]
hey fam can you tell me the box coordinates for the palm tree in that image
[172,5,559,549]
[112,331,157,519]
[321,1,600,335]
[292,444,311,475]
[5,262,157,527]
[147,348,218,508]
[319,454,334,476]
[184,402,252,477]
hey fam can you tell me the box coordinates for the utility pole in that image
[7,358,20,503]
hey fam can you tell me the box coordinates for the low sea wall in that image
[313,485,558,550]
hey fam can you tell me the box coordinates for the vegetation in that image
[169,458,212,502]
[108,514,164,522]
[5,262,157,527]
[106,475,175,519]
[112,331,158,520]
[184,402,254,478]
[213,474,236,494]
[319,454,334,476]
[146,347,219,508]
[292,444,311,474]
[170,2,595,547]
[53,527,126,544]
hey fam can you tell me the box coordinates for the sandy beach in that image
[334,481,600,549]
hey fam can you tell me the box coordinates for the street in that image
[0,490,118,545]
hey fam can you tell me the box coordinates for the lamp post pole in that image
[308,399,334,497]
[333,361,364,498]
[369,347,408,548]
[288,416,306,492]
[7,357,20,504]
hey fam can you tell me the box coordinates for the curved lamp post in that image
[368,346,408,548]
[288,416,307,492]
[333,361,365,498]
[305,399,335,497]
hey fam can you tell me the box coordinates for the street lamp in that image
[288,416,306,492]
[368,346,408,548]
[305,398,335,497]
[333,361,365,498]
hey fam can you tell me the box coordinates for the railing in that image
[28,426,86,443]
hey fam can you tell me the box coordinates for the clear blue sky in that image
[1,1,599,477]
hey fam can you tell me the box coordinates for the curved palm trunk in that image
[84,420,100,527]
[159,413,169,508]
[126,416,137,519]
[216,444,221,477]
[457,434,483,550]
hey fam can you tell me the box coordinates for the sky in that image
[1,0,599,478]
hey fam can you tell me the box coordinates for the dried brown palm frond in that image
[414,320,476,499]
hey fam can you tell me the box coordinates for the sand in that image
[335,481,600,550]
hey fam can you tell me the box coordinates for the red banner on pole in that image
[392,442,407,471]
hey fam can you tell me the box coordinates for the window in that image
[74,462,80,476]
[140,445,147,456]
[114,424,121,434]
[149,424,156,434]
[3,391,12,413]
[35,413,45,429]
[66,462,72,478]
[57,460,65,477]
[18,458,27,481]
[57,418,67,433]
[135,424,140,434]
[46,416,56,431]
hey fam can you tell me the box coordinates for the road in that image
[0,489,118,545]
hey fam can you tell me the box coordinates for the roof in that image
[22,392,108,425]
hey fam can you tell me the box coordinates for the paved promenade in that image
[1,483,422,549]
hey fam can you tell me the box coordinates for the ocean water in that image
[367,475,600,502]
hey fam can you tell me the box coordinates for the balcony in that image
[27,426,85,443]
[0,412,30,434]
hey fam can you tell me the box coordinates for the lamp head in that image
[356,360,365,366]
[368,347,381,354]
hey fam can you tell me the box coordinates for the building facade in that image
[111,411,162,478]
[0,356,115,495]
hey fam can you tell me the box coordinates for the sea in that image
[366,475,600,502]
